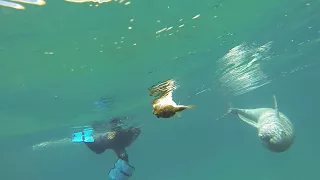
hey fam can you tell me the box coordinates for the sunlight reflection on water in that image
[216,42,273,97]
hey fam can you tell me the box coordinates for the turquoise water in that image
[1,0,319,179]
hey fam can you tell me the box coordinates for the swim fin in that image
[83,128,94,143]
[72,132,83,143]
[114,159,135,176]
[71,128,94,143]
[109,159,135,180]
[109,168,129,180]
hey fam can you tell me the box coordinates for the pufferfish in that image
[148,79,195,118]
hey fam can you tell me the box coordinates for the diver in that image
[72,117,141,180]
[85,126,140,162]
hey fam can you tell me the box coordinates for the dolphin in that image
[218,95,294,153]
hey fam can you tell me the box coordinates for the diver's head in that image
[129,127,141,140]
[258,124,294,153]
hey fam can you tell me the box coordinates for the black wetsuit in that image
[85,127,141,163]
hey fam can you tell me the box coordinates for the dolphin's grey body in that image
[225,95,294,152]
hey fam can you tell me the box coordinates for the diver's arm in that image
[113,148,129,163]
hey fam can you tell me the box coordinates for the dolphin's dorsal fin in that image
[273,95,280,118]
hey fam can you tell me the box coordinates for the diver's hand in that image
[108,159,135,180]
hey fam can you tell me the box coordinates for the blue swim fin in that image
[109,168,129,180]
[83,129,93,136]
[83,135,94,143]
[109,159,135,180]
[114,159,135,176]
[72,132,84,143]
[83,128,94,143]
[71,129,95,143]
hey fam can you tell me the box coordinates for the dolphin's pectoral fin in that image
[237,113,259,128]
[232,108,260,128]
[273,95,280,118]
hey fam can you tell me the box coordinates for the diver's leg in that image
[113,148,129,163]
[85,142,107,154]
[84,134,110,154]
